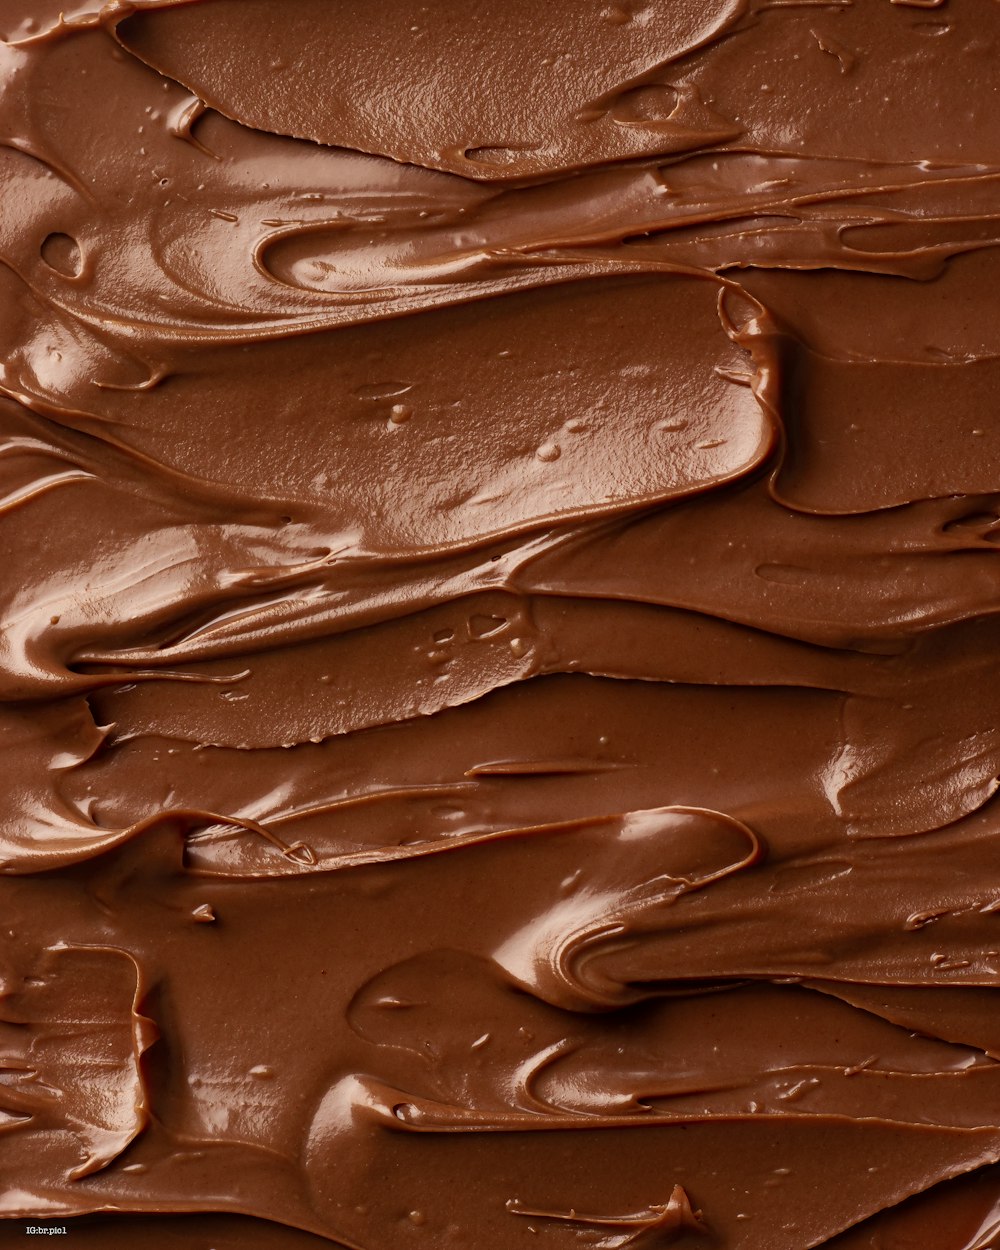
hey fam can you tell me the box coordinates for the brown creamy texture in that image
[4,0,1000,1246]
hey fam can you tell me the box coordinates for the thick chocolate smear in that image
[2,1,1000,1246]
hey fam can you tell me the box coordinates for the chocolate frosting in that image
[3,1,1000,1245]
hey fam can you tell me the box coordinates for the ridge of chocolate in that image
[3,2,1000,1246]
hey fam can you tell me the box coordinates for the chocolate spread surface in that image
[2,1,1000,1246]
